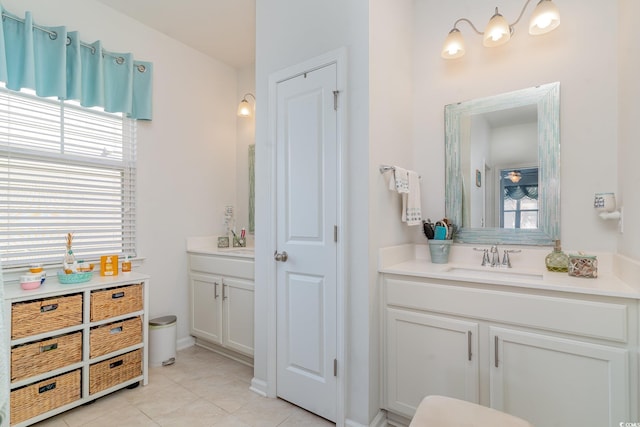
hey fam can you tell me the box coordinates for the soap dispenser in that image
[545,239,569,272]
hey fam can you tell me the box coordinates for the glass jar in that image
[122,256,132,273]
[545,239,568,272]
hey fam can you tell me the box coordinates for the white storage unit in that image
[3,273,150,426]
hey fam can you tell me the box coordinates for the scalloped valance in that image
[0,6,153,120]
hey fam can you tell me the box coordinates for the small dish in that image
[29,264,43,273]
[20,273,43,290]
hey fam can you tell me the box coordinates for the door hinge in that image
[333,90,339,111]
[333,358,337,377]
[334,225,338,242]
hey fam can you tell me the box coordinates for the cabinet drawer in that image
[11,331,83,383]
[90,284,143,322]
[12,294,83,339]
[89,349,142,395]
[385,277,629,342]
[10,369,81,425]
[189,254,254,279]
[90,316,142,358]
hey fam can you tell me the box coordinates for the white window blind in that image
[0,87,136,268]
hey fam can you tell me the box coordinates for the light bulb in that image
[529,0,560,35]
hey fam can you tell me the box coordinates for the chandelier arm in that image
[509,0,535,27]
[453,18,484,35]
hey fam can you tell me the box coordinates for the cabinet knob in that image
[274,251,288,262]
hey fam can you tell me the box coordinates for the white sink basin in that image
[445,266,544,281]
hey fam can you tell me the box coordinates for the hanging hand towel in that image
[403,170,422,226]
[390,166,410,194]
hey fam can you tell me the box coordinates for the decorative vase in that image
[64,232,77,272]
[545,239,568,272]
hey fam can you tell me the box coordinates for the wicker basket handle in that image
[39,342,59,353]
[38,382,57,394]
[111,291,125,299]
[40,301,59,313]
[109,359,124,369]
[110,324,124,334]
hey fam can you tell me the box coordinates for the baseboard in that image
[386,410,411,427]
[193,339,253,367]
[177,336,195,351]
[345,409,388,427]
[250,377,268,397]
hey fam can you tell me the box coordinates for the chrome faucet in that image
[501,249,522,268]
[473,248,490,266]
[490,245,500,267]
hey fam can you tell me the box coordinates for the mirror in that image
[249,144,255,233]
[445,83,560,245]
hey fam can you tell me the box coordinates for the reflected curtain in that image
[504,185,538,200]
[0,7,153,120]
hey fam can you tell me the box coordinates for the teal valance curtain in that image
[0,6,153,120]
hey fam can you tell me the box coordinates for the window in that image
[500,167,538,229]
[0,87,136,268]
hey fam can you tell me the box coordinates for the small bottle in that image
[545,239,569,272]
[122,256,132,273]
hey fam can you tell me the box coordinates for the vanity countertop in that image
[186,235,254,259]
[380,244,640,300]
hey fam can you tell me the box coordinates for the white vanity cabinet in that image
[188,252,254,359]
[386,308,479,416]
[382,275,636,427]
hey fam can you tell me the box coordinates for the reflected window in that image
[500,167,538,229]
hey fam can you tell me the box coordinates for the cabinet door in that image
[189,273,222,344]
[386,308,479,418]
[490,327,629,426]
[222,277,254,356]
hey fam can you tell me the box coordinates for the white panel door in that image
[386,308,479,418]
[275,63,338,422]
[490,327,629,426]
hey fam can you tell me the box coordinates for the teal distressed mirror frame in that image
[445,82,560,245]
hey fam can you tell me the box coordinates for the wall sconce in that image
[441,0,560,59]
[594,192,622,220]
[237,93,256,118]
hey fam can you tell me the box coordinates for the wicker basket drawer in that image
[11,294,83,340]
[11,331,83,384]
[10,369,81,425]
[90,284,143,322]
[89,349,142,395]
[90,316,142,358]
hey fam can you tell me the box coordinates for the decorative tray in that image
[57,270,93,284]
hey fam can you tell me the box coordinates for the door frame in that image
[265,47,347,424]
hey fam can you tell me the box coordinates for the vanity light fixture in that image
[237,93,256,118]
[441,0,560,59]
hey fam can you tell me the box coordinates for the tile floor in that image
[34,346,335,427]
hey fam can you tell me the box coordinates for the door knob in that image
[274,251,288,262]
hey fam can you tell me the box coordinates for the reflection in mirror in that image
[445,83,560,245]
[461,105,538,228]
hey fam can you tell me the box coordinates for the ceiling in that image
[95,0,256,69]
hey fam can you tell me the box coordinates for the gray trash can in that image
[149,315,177,367]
